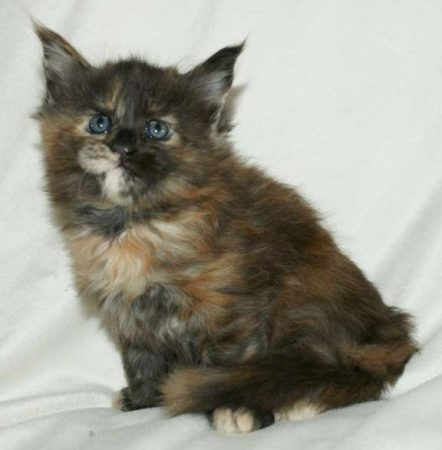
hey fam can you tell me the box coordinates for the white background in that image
[0,1,441,449]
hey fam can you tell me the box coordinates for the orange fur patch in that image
[69,230,152,301]
[67,207,218,303]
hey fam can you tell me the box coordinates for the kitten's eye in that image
[145,120,170,140]
[88,114,112,134]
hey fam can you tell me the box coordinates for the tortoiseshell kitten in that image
[35,25,417,433]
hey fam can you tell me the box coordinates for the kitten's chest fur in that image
[66,207,209,345]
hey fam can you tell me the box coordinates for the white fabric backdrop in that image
[0,1,441,449]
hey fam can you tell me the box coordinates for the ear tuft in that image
[34,22,89,103]
[188,42,244,106]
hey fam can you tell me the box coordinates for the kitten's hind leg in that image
[209,407,274,434]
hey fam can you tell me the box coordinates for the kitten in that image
[35,24,417,433]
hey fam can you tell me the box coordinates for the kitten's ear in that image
[187,43,244,113]
[34,23,89,102]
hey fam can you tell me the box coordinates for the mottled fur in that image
[35,24,417,433]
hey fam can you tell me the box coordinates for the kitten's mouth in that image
[78,147,137,181]
[118,158,131,171]
[78,147,146,205]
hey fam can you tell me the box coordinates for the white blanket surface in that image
[0,1,441,449]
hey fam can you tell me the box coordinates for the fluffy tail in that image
[161,340,417,416]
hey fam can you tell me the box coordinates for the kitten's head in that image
[35,25,242,210]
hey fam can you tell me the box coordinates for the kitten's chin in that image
[102,167,135,206]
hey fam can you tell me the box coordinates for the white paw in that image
[275,400,323,422]
[212,407,256,434]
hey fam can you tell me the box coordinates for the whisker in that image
[77,171,88,200]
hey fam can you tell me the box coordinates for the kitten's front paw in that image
[209,407,274,434]
[112,387,133,411]
[112,387,160,411]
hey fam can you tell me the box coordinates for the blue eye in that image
[88,114,112,134]
[145,120,170,140]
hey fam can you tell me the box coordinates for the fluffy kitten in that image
[35,25,417,433]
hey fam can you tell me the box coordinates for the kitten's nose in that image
[110,129,137,158]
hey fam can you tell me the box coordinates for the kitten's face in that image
[36,26,242,209]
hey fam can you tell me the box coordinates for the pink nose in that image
[111,143,135,158]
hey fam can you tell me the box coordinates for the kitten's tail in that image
[160,339,417,416]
